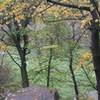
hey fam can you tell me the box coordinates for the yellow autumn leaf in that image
[0,4,5,12]
[82,52,92,61]
[73,13,81,17]
[0,42,7,51]
[15,15,24,22]
[81,17,92,29]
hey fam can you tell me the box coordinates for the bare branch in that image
[47,0,90,11]
[0,37,21,68]
[34,4,54,17]
[44,14,89,23]
[90,0,100,16]
[81,65,96,89]
[1,27,11,38]
[7,51,21,68]
[0,52,5,68]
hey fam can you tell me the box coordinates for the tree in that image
[47,0,100,99]
[0,0,47,88]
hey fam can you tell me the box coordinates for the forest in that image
[0,0,100,100]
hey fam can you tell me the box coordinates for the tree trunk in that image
[20,64,29,88]
[16,34,29,88]
[47,37,53,87]
[20,35,29,88]
[47,48,53,87]
[91,26,100,99]
[19,49,29,88]
[69,50,79,100]
[90,3,100,99]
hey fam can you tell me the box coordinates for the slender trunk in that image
[81,65,96,89]
[47,48,53,87]
[47,37,53,87]
[69,50,79,100]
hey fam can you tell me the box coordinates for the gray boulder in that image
[87,90,98,100]
[5,85,59,100]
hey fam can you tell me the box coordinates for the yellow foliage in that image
[79,52,92,65]
[0,0,93,25]
[0,4,5,12]
[36,3,47,12]
[81,17,92,29]
[0,0,12,12]
[12,2,29,22]
[83,52,92,61]
[15,15,25,22]
[1,0,49,24]
[0,0,30,23]
[0,42,7,51]
[73,12,81,17]
[3,0,12,5]
[76,52,92,70]
[12,2,29,14]
[62,9,73,16]
[47,6,61,17]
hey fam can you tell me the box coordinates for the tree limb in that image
[81,65,96,89]
[7,51,21,68]
[47,0,90,11]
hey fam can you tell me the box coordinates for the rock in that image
[87,90,98,100]
[5,85,59,100]
[73,90,98,100]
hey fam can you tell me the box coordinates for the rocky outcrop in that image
[5,85,59,100]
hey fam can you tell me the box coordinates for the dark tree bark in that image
[91,25,100,99]
[47,37,53,87]
[69,50,79,100]
[89,0,100,99]
[16,34,29,88]
[20,63,29,88]
[90,16,100,99]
